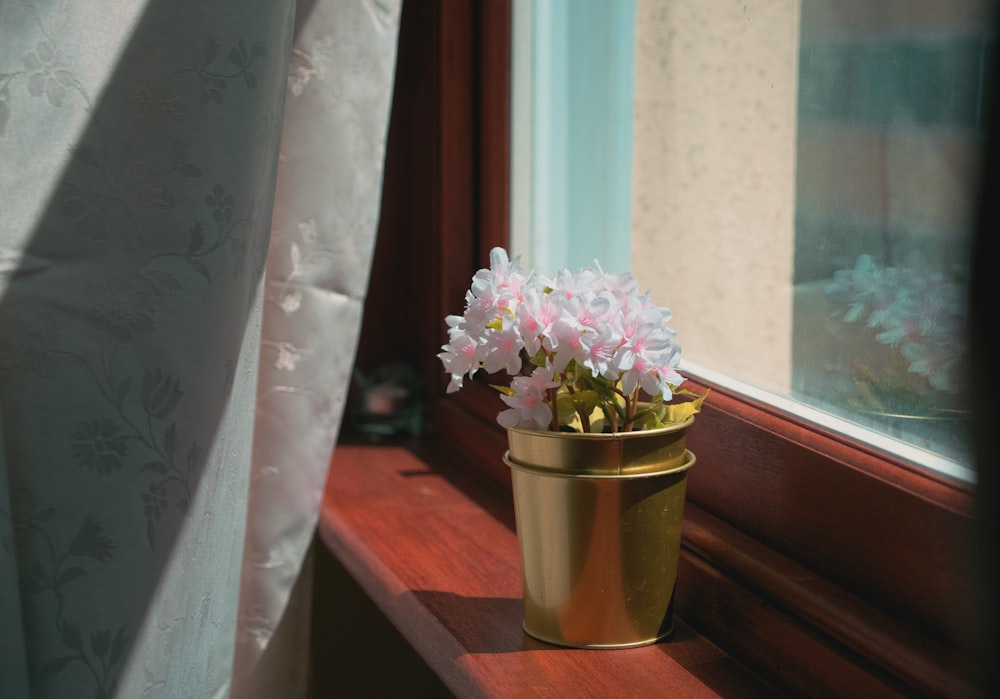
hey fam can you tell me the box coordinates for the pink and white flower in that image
[497,364,562,429]
[439,247,691,432]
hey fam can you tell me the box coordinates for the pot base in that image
[508,448,695,649]
[522,619,675,649]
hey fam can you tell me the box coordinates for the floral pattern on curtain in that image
[0,0,401,697]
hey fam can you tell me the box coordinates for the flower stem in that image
[548,386,559,431]
[623,389,639,431]
[566,383,591,433]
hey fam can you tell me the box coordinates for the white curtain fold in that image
[0,0,402,696]
[232,2,401,695]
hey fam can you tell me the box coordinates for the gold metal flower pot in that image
[504,417,695,649]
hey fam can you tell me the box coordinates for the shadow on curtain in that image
[1,0,402,695]
[0,1,292,697]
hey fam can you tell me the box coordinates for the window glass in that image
[510,0,635,274]
[792,1,990,472]
[511,0,993,479]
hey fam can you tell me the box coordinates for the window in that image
[361,1,986,694]
[510,0,992,481]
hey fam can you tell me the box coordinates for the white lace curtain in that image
[0,1,401,697]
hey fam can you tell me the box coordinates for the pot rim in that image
[504,414,694,443]
[504,448,696,480]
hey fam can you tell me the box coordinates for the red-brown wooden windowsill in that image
[316,440,777,698]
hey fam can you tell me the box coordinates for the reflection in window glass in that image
[792,1,992,468]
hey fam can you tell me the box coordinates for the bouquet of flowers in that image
[438,248,706,433]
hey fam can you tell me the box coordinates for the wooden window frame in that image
[356,2,992,696]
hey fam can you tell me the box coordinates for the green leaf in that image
[632,405,659,428]
[587,376,617,402]
[528,348,548,368]
[555,393,577,425]
[673,387,706,399]
[570,390,600,414]
[598,402,618,428]
[661,388,710,423]
[489,383,514,397]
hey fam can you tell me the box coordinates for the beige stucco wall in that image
[631,0,800,393]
